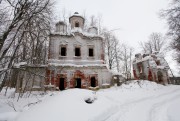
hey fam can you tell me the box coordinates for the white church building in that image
[47,12,112,90]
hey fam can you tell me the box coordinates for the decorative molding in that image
[73,40,82,46]
[59,40,68,45]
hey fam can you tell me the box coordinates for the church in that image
[46,12,112,90]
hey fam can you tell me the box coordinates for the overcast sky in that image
[54,0,179,76]
[54,0,170,49]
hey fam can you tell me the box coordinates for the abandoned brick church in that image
[15,12,112,91]
[46,12,111,90]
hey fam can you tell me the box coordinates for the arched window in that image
[75,22,79,27]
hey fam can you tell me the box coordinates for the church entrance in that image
[91,77,96,87]
[75,78,81,88]
[59,78,65,90]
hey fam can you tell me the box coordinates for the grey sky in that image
[55,0,169,48]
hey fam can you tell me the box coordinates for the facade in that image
[133,52,170,84]
[47,12,111,90]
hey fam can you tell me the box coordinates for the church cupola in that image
[55,21,67,33]
[69,12,85,29]
[88,26,98,35]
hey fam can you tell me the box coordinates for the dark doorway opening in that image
[59,78,65,90]
[157,71,163,83]
[75,78,81,88]
[91,77,96,87]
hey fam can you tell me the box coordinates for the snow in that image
[49,63,107,67]
[110,70,123,75]
[167,98,180,121]
[1,80,180,121]
[51,27,103,38]
[102,83,110,86]
[14,62,27,68]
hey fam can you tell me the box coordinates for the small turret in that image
[55,21,67,33]
[88,26,98,35]
[69,12,85,29]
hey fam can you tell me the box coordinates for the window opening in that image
[89,48,94,57]
[75,47,81,56]
[61,47,66,56]
[75,22,79,27]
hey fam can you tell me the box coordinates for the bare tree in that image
[0,0,53,91]
[161,0,180,64]
[90,15,97,27]
[102,29,120,70]
[139,32,167,55]
[119,44,134,80]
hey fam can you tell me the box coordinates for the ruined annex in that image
[133,52,170,85]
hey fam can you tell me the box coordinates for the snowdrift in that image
[1,80,180,121]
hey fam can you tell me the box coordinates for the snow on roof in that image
[51,27,103,39]
[157,66,165,69]
[56,21,66,25]
[48,63,107,68]
[51,20,103,39]
[133,52,170,70]
[71,27,103,38]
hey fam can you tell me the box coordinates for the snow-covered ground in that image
[0,80,180,121]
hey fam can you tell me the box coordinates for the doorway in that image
[59,78,65,90]
[75,78,81,88]
[157,71,163,83]
[91,77,96,87]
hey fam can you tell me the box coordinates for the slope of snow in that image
[0,80,180,121]
[15,89,116,121]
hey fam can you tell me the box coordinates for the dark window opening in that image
[61,47,66,56]
[75,47,81,56]
[89,48,94,57]
[75,22,79,27]
[91,77,96,87]
[59,78,65,90]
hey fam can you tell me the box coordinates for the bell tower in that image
[69,12,85,29]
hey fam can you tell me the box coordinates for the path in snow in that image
[104,87,180,121]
